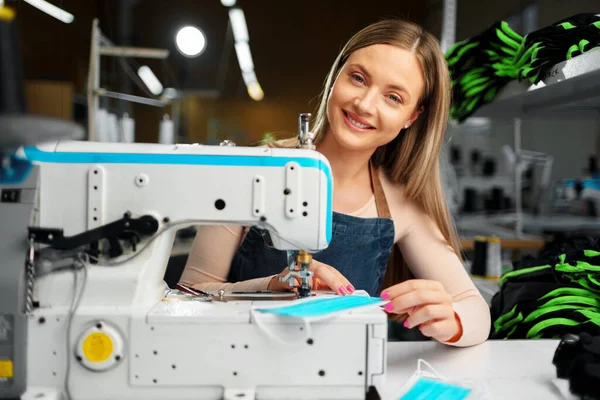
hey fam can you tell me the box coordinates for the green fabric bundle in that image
[491,249,600,340]
[446,13,600,122]
[446,21,523,122]
[515,13,600,83]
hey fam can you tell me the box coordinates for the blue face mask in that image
[255,294,386,319]
[400,378,472,400]
[250,294,388,345]
[394,360,477,400]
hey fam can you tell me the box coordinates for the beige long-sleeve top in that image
[180,169,491,347]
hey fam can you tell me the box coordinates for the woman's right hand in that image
[267,260,355,295]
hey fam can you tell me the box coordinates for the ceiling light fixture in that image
[23,0,74,23]
[175,26,206,58]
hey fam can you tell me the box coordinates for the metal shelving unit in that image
[474,48,600,119]
[470,48,600,237]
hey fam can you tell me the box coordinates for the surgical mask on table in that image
[250,294,388,345]
[393,359,490,400]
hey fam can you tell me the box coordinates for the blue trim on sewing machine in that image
[0,153,33,185]
[22,146,333,243]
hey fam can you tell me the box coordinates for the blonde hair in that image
[272,19,462,290]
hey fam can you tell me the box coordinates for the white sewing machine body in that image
[10,140,388,400]
[25,297,387,400]
[19,140,333,310]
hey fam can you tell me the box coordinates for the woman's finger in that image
[403,304,453,329]
[385,289,449,312]
[311,260,354,295]
[418,319,456,341]
[381,279,445,299]
[312,278,331,291]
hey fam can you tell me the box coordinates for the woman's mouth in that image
[343,111,375,132]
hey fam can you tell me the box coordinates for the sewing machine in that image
[0,130,388,400]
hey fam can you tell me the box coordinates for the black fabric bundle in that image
[446,21,522,122]
[490,235,600,340]
[553,332,600,400]
[446,13,600,122]
[515,13,600,83]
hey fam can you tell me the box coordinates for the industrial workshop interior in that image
[3,0,600,399]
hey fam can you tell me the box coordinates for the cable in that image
[162,59,180,90]
[115,55,156,98]
[63,255,88,400]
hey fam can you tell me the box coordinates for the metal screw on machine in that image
[219,140,236,147]
[298,113,315,150]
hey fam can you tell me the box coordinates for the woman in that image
[179,19,491,347]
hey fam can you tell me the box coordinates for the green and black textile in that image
[515,13,600,83]
[445,21,523,122]
[446,13,600,122]
[490,235,600,340]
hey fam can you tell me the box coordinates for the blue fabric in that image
[400,377,471,400]
[228,211,395,297]
[255,295,386,318]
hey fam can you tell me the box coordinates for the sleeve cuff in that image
[440,300,490,347]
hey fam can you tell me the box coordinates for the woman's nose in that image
[354,90,376,115]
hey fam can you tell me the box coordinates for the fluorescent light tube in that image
[137,66,163,96]
[247,82,264,101]
[234,41,254,73]
[229,8,248,42]
[23,0,74,23]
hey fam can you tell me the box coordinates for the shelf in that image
[460,237,546,251]
[457,176,528,193]
[458,212,600,235]
[473,48,600,119]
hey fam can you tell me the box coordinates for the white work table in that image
[382,339,576,400]
[21,338,575,400]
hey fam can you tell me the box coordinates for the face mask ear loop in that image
[250,307,312,347]
[417,358,448,381]
[303,318,313,342]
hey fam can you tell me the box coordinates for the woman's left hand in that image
[381,279,462,343]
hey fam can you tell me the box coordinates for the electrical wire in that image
[64,255,88,400]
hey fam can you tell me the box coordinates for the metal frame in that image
[452,2,600,237]
[514,118,523,236]
[493,50,600,236]
[86,18,170,141]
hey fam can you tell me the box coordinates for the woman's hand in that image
[381,280,462,343]
[267,260,355,295]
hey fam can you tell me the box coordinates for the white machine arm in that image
[22,140,332,250]
[18,140,333,309]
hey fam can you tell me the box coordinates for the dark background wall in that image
[10,0,598,144]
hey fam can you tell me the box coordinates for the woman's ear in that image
[405,106,424,129]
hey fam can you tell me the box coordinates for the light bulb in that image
[175,26,206,57]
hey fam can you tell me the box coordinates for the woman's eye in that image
[388,94,402,104]
[351,73,365,84]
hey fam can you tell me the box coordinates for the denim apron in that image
[227,164,395,297]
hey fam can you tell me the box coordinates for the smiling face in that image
[325,44,425,152]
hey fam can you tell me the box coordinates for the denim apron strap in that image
[371,162,392,220]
